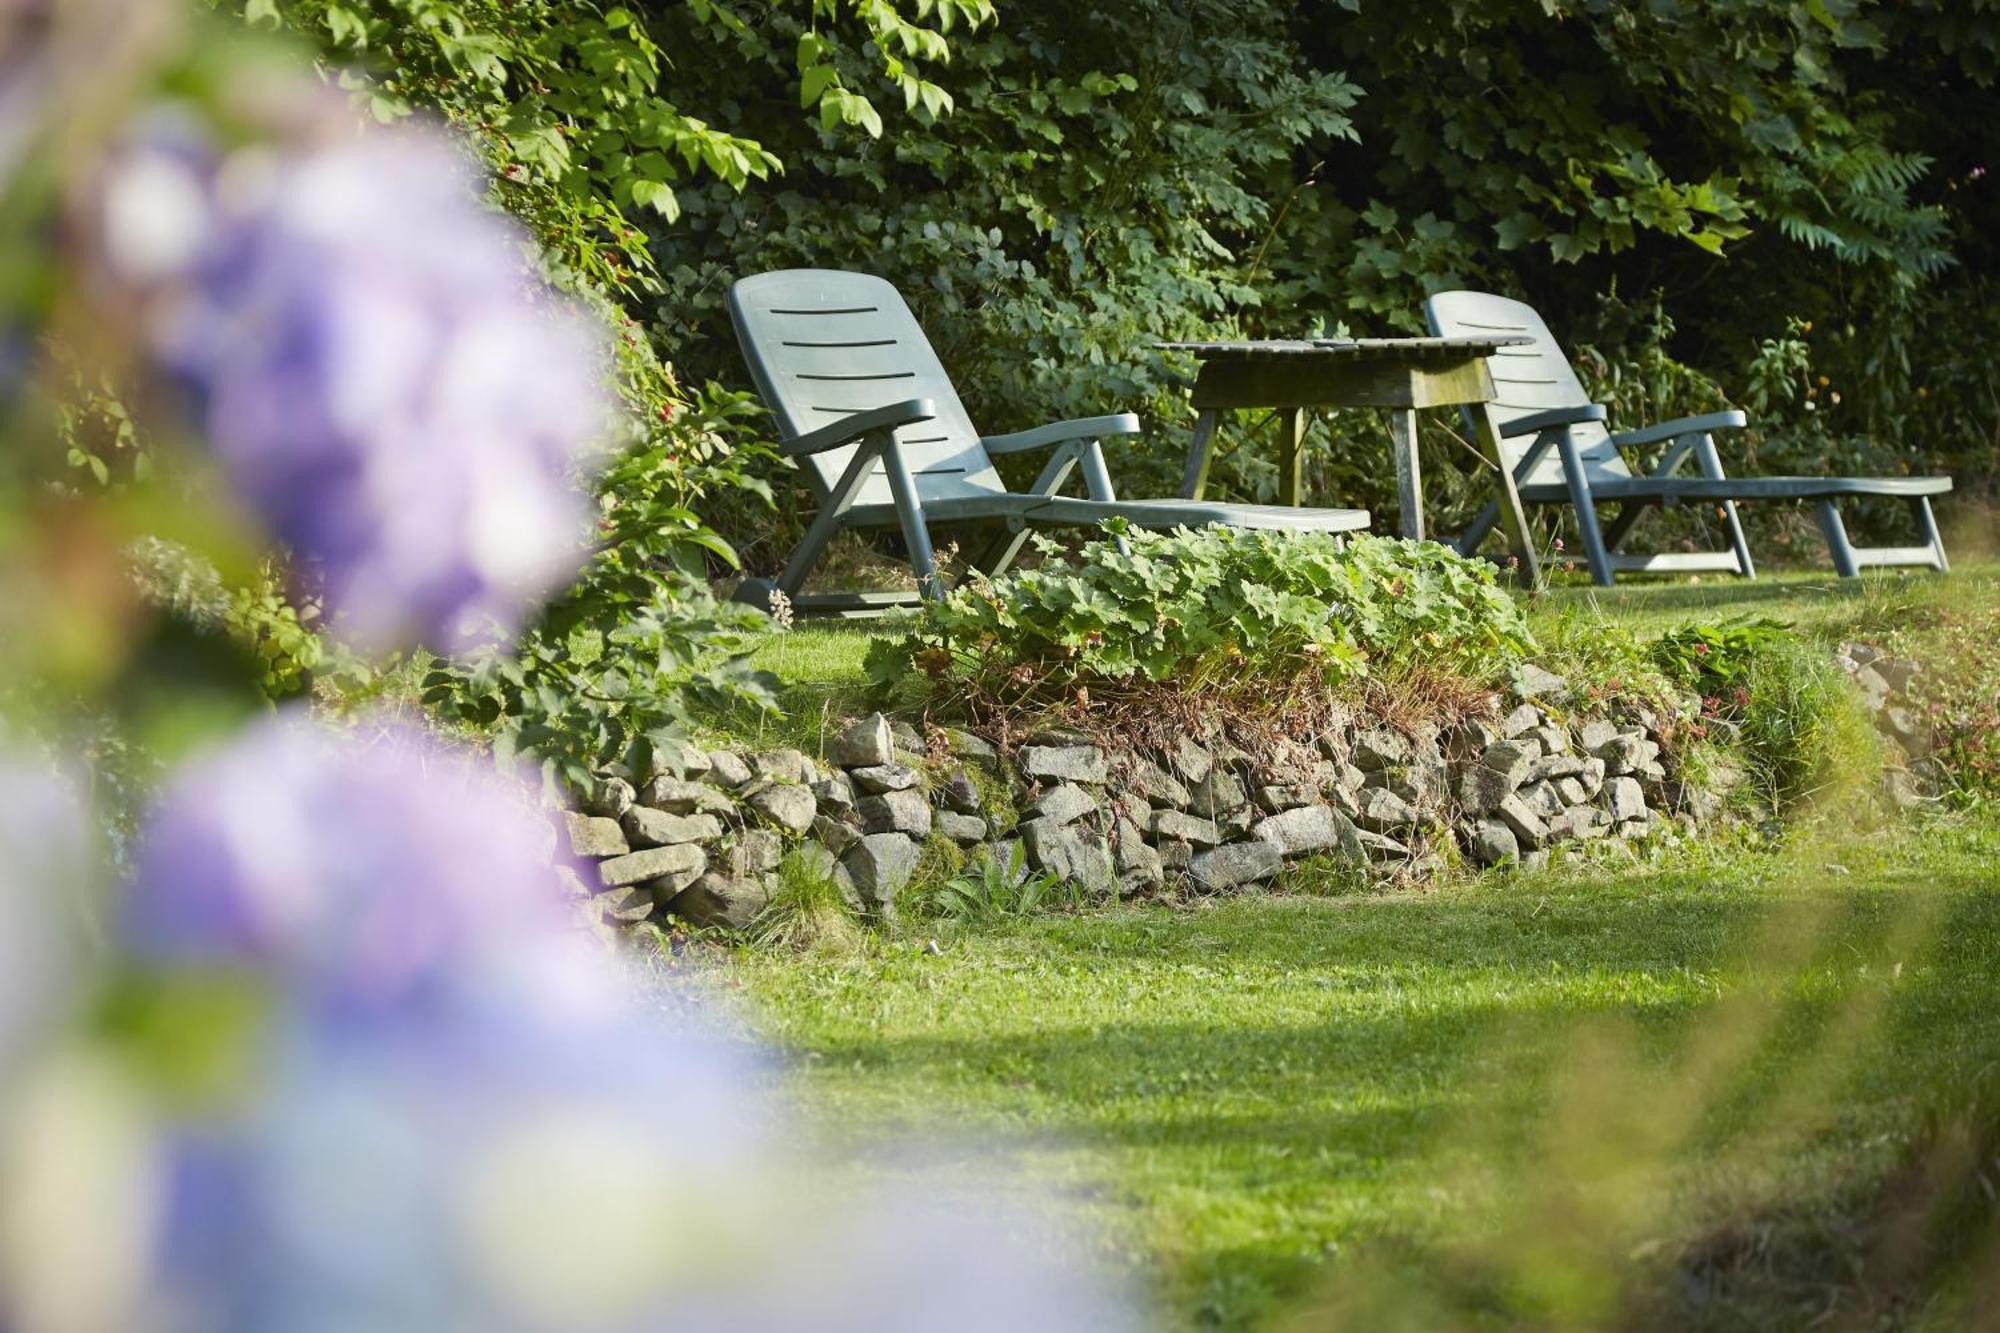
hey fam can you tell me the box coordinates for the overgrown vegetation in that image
[192,0,2000,773]
[206,0,1019,780]
[904,843,1068,923]
[628,0,1997,565]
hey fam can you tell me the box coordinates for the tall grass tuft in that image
[749,851,863,954]
[1739,638,1884,817]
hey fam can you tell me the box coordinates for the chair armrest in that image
[778,397,936,458]
[1609,410,1749,450]
[1498,404,1609,439]
[982,413,1142,455]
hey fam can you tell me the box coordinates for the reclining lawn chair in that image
[1424,291,1953,585]
[728,269,1371,615]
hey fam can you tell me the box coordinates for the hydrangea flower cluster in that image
[117,715,1139,1331]
[126,716,596,1027]
[95,117,614,653]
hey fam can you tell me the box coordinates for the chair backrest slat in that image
[1424,291,1631,487]
[728,271,1007,507]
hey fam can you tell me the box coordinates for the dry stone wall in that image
[556,669,1734,932]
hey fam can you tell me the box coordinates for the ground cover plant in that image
[863,528,1533,734]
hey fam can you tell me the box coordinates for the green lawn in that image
[728,815,2000,1328]
[715,564,2000,1328]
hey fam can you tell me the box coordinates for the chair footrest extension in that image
[1606,552,1745,574]
[1847,546,1950,570]
[791,590,929,618]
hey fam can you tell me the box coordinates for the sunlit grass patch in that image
[729,812,2000,1329]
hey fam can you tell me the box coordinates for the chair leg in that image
[880,440,943,601]
[775,514,840,597]
[1817,500,1861,578]
[974,442,1084,579]
[1692,435,1756,578]
[1717,500,1756,578]
[1914,496,1951,572]
[1555,434,1616,586]
[1080,440,1132,556]
[777,436,887,597]
[976,521,1031,582]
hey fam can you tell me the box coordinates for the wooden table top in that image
[1156,336,1533,359]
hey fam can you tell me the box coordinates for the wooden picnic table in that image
[1158,336,1541,584]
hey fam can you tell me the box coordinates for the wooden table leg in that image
[1471,405,1540,586]
[1180,410,1219,500]
[1276,409,1306,507]
[1390,409,1424,541]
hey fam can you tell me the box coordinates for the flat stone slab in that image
[937,812,988,844]
[1020,744,1109,784]
[1032,782,1099,826]
[850,763,921,794]
[639,777,736,818]
[1355,786,1419,831]
[621,807,722,848]
[859,789,932,837]
[1251,803,1355,857]
[598,843,706,891]
[1147,807,1219,847]
[1188,841,1282,890]
[565,811,628,859]
[668,874,769,931]
[1352,728,1412,771]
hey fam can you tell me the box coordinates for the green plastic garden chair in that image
[727,269,1372,616]
[1424,290,1953,585]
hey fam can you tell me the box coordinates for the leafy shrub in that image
[1517,604,1679,711]
[424,571,775,795]
[127,539,370,703]
[1645,615,1880,811]
[865,527,1532,711]
[1650,618,1794,707]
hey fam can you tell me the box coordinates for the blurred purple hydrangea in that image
[119,714,1140,1332]
[126,711,598,1026]
[145,1000,1139,1333]
[94,114,615,653]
